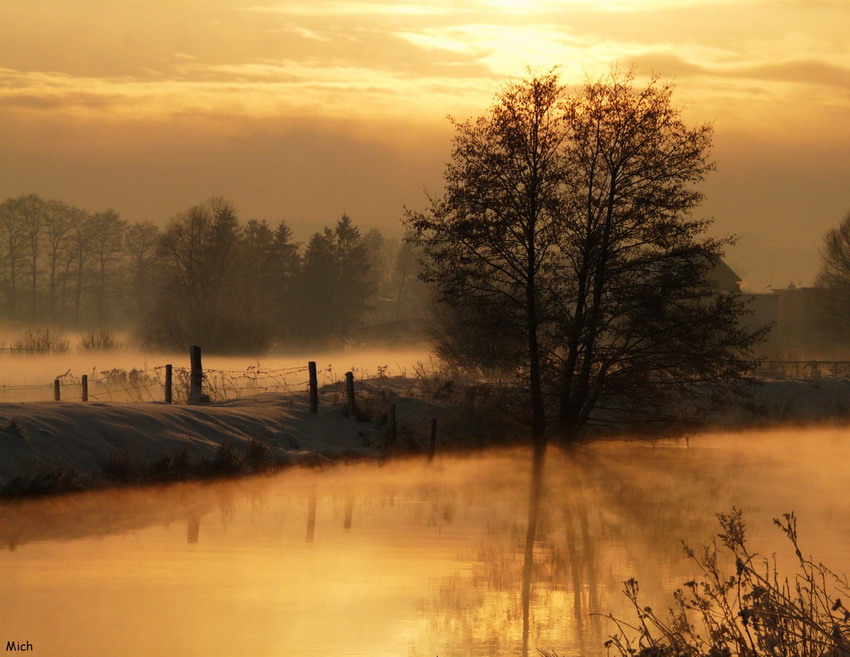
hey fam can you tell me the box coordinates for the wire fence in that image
[3,359,850,405]
[0,363,320,404]
[754,361,850,380]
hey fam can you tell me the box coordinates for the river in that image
[2,425,849,656]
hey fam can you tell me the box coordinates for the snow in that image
[0,392,377,485]
[1,376,849,488]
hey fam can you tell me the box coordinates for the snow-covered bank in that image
[0,393,380,489]
[1,377,848,491]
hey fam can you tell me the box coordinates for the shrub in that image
[79,329,122,351]
[11,327,70,353]
[600,509,850,657]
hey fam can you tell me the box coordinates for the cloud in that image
[241,1,458,16]
[242,0,774,16]
[0,61,493,123]
[735,60,850,92]
[629,53,850,94]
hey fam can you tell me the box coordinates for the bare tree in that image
[15,194,45,321]
[147,198,275,352]
[552,71,757,440]
[69,212,97,327]
[409,70,761,444]
[407,71,568,444]
[814,210,850,332]
[43,200,75,323]
[124,221,160,325]
[0,197,26,320]
[91,209,126,325]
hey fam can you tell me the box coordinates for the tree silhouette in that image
[409,70,761,443]
[814,210,850,332]
[297,215,374,343]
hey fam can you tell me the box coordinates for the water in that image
[2,426,849,656]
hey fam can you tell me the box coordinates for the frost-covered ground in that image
[0,393,364,485]
[1,376,849,489]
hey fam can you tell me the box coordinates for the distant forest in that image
[0,194,430,352]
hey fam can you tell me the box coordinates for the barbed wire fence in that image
[0,362,328,404]
[3,357,850,417]
[754,360,850,379]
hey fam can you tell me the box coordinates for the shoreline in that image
[2,376,849,498]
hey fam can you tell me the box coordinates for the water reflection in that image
[522,442,545,656]
[1,428,850,657]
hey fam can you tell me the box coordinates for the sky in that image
[1,0,848,290]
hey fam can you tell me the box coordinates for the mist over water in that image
[2,428,849,657]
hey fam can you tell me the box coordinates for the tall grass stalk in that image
[599,509,850,657]
[10,327,70,353]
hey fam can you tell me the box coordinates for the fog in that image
[0,338,433,400]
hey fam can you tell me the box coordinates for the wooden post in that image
[189,345,203,404]
[345,371,355,416]
[308,361,318,413]
[81,374,88,402]
[428,417,438,461]
[164,364,173,404]
[343,498,353,530]
[54,378,60,401]
[306,495,317,543]
[187,516,200,544]
[389,403,397,446]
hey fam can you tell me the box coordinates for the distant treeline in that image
[0,194,429,352]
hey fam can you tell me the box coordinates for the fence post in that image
[81,374,88,402]
[428,418,438,461]
[306,495,317,543]
[308,361,318,413]
[164,364,173,404]
[343,498,353,530]
[389,403,397,446]
[54,378,61,401]
[189,345,203,404]
[187,515,200,544]
[345,371,355,416]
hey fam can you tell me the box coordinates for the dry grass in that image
[78,329,122,351]
[10,327,70,353]
[594,509,850,657]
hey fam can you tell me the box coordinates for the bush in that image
[11,327,70,353]
[79,329,122,351]
[600,509,850,657]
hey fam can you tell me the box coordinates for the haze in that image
[1,0,849,289]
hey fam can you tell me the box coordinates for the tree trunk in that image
[527,298,546,444]
[74,257,84,328]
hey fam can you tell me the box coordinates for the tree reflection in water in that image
[414,438,759,657]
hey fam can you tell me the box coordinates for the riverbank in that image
[1,376,849,495]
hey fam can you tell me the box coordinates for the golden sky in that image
[2,0,849,288]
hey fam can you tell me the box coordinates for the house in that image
[716,261,843,357]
